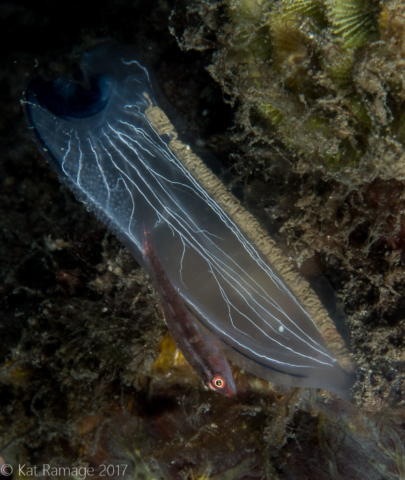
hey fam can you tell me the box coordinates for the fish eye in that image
[212,376,225,389]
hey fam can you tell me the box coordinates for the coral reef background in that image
[1,0,405,478]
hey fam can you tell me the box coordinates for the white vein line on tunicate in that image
[88,138,113,216]
[179,235,187,287]
[119,173,136,233]
[61,130,73,176]
[122,59,152,85]
[75,131,85,190]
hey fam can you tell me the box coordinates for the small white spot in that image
[279,325,284,333]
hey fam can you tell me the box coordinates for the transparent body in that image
[24,43,354,398]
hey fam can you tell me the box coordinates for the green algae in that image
[226,0,385,170]
[185,0,405,174]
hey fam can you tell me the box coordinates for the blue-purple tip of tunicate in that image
[22,42,356,400]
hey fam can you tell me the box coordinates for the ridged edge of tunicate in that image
[145,95,355,375]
